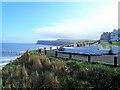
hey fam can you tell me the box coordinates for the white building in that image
[100,29,120,41]
[110,29,118,41]
[100,32,110,41]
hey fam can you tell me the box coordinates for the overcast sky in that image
[2,0,119,43]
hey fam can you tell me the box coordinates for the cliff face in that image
[36,39,78,46]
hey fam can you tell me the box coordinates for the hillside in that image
[36,39,80,46]
[2,51,120,89]
[37,39,96,46]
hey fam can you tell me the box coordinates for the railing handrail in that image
[38,47,119,67]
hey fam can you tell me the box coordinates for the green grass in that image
[2,51,120,89]
[97,41,120,48]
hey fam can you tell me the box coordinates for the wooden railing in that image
[38,48,119,67]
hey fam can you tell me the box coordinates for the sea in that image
[0,43,57,70]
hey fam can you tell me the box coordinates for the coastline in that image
[0,56,22,71]
[1,41,120,88]
[1,43,59,71]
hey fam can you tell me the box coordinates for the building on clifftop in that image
[100,29,120,41]
[100,32,110,41]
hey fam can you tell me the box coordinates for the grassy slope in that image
[2,51,120,89]
[99,41,120,46]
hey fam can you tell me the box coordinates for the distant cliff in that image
[36,39,79,46]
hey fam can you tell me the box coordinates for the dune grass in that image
[2,51,120,89]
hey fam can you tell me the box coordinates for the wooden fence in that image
[38,47,120,67]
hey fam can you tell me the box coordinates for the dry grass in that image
[2,51,120,89]
[2,51,67,88]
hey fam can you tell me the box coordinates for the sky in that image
[1,1,119,43]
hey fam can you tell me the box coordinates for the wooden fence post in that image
[44,47,47,55]
[69,53,72,60]
[44,47,46,50]
[38,49,41,53]
[88,55,91,62]
[114,57,117,67]
[55,51,58,57]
